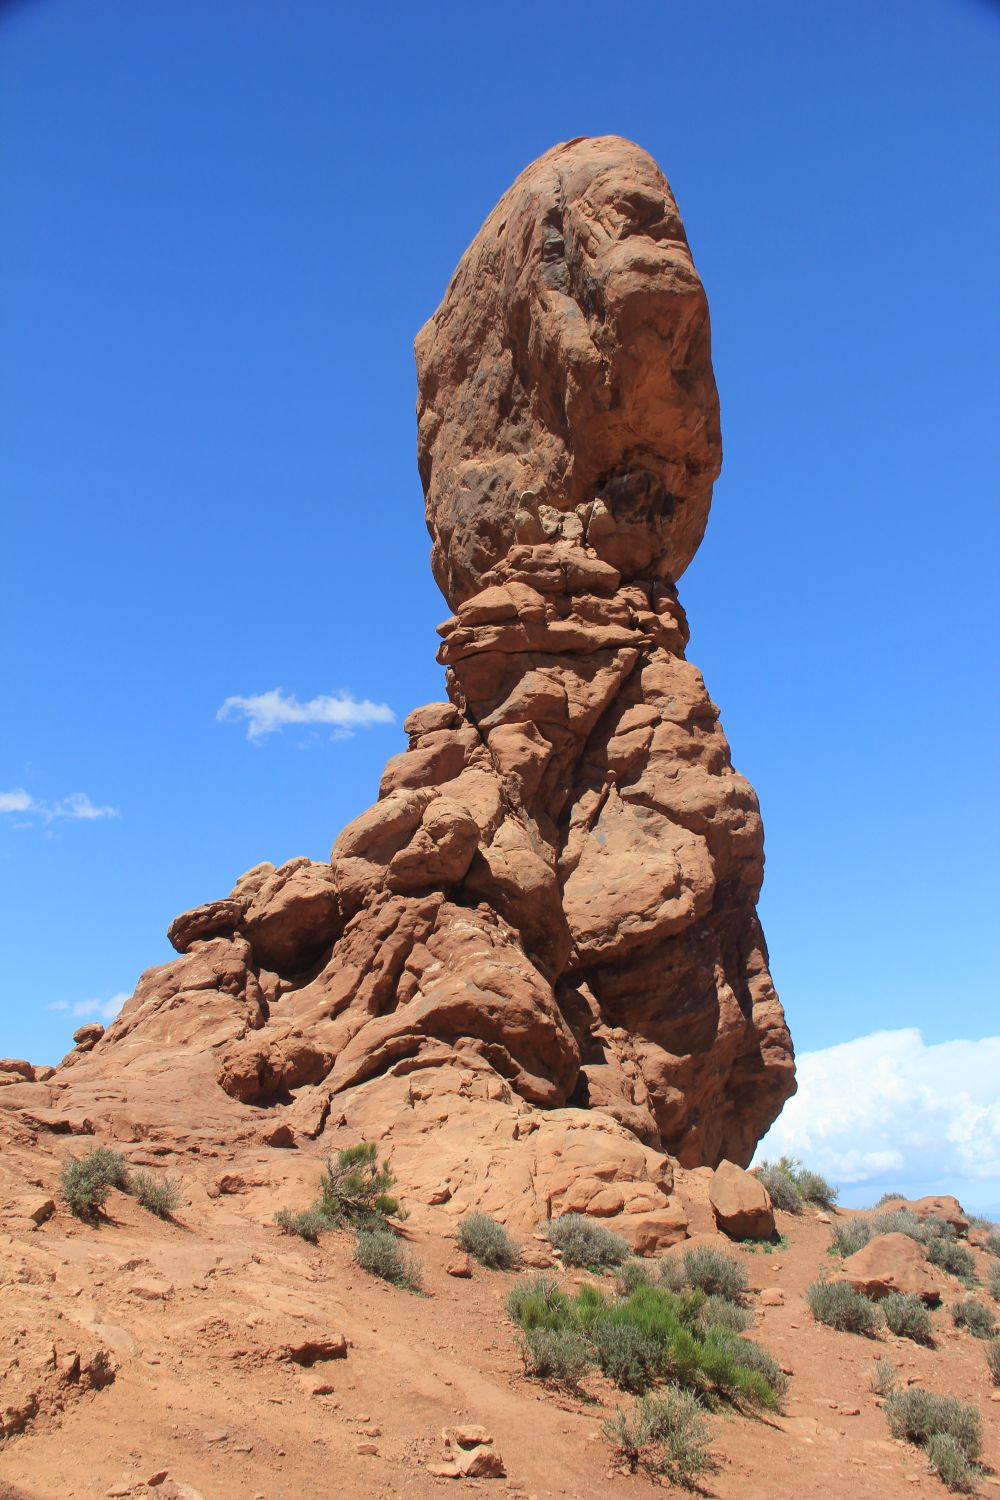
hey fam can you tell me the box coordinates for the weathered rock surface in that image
[1,136,793,1237]
[710,1159,775,1240]
[836,1233,948,1305]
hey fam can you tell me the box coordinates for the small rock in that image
[446,1256,473,1278]
[428,1186,452,1205]
[278,1333,347,1365]
[456,1446,506,1478]
[759,1287,784,1306]
[446,1425,494,1449]
[841,1407,861,1417]
[361,1425,382,1438]
[146,1474,169,1488]
[816,1212,832,1224]
[203,1428,229,1443]
[356,1442,379,1456]
[310,1382,336,1396]
[427,1464,462,1479]
[260,1123,296,1149]
[106,1488,131,1498]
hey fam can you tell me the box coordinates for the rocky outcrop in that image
[3,137,793,1235]
[836,1233,948,1305]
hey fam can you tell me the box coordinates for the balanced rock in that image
[3,137,794,1232]
[710,1159,775,1240]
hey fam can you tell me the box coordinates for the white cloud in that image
[0,788,119,821]
[47,992,129,1023]
[217,687,395,741]
[754,1028,1000,1215]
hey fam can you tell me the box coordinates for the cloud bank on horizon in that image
[0,789,119,821]
[755,1027,1000,1214]
[217,688,395,741]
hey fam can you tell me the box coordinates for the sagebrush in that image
[543,1213,629,1268]
[603,1388,714,1486]
[456,1212,520,1269]
[806,1280,881,1335]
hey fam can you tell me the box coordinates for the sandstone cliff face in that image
[8,137,793,1236]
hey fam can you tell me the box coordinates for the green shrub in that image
[988,1262,1000,1303]
[830,1218,873,1257]
[456,1212,519,1269]
[506,1274,573,1330]
[884,1388,982,1461]
[519,1327,592,1386]
[273,1207,328,1242]
[317,1141,401,1227]
[543,1213,629,1268]
[951,1298,997,1339]
[682,1246,748,1302]
[869,1358,897,1396]
[831,1207,942,1259]
[929,1239,977,1280]
[806,1280,882,1335]
[506,1277,778,1408]
[603,1388,714,1485]
[710,1334,788,1397]
[82,1147,132,1191]
[794,1167,839,1211]
[754,1158,803,1214]
[693,1294,753,1338]
[59,1148,132,1220]
[354,1226,421,1290]
[132,1171,180,1219]
[874,1191,906,1207]
[985,1337,1000,1385]
[615,1260,655,1297]
[983,1231,1000,1258]
[590,1319,663,1393]
[925,1432,978,1493]
[882,1291,933,1345]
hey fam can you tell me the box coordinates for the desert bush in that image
[615,1260,655,1297]
[983,1231,1000,1258]
[985,1337,1000,1385]
[874,1191,906,1207]
[754,1157,803,1214]
[830,1218,874,1257]
[950,1298,997,1339]
[519,1326,592,1386]
[882,1291,934,1345]
[793,1167,839,1211]
[603,1387,713,1485]
[456,1211,519,1269]
[83,1147,132,1191]
[869,1358,897,1396]
[831,1207,939,1259]
[543,1213,629,1269]
[682,1246,748,1302]
[273,1207,328,1242]
[506,1274,573,1330]
[884,1388,982,1460]
[354,1226,421,1290]
[925,1432,978,1493]
[317,1141,401,1227]
[709,1334,788,1397]
[693,1294,753,1337]
[806,1280,882,1335]
[59,1148,132,1220]
[657,1257,688,1294]
[988,1262,1000,1303]
[132,1170,180,1219]
[929,1239,977,1280]
[590,1319,663,1393]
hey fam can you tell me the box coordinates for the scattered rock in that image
[276,1334,348,1366]
[446,1255,473,1278]
[759,1287,784,1306]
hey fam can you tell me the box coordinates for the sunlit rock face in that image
[38,139,793,1228]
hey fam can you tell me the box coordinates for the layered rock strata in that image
[5,137,794,1239]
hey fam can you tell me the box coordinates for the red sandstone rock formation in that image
[3,137,794,1238]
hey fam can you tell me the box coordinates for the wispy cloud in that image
[1,788,119,821]
[217,687,395,741]
[755,1027,1000,1215]
[47,992,129,1023]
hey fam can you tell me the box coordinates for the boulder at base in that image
[836,1232,947,1305]
[710,1159,775,1240]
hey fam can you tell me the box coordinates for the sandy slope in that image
[0,1118,997,1500]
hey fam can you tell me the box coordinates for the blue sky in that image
[2,1,998,1206]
